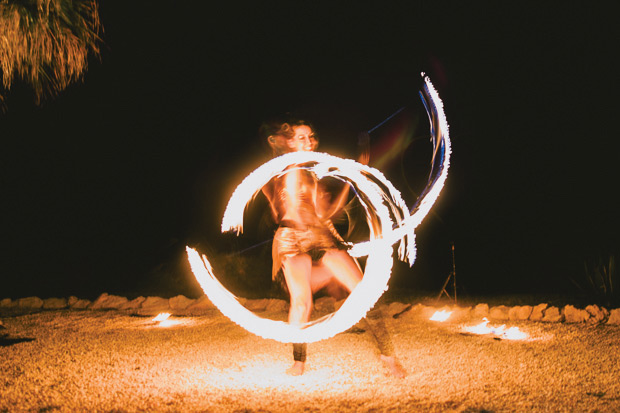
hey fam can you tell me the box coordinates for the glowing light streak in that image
[430,310,452,322]
[187,74,451,343]
[187,243,392,343]
[464,318,528,340]
[348,74,451,262]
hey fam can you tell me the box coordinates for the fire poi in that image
[187,74,451,346]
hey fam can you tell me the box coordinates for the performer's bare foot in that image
[286,361,305,376]
[380,355,406,378]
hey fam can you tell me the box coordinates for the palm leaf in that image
[0,0,102,105]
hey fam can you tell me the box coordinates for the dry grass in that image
[1,307,620,412]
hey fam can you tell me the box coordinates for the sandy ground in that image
[1,306,620,412]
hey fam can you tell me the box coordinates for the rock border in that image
[1,294,619,325]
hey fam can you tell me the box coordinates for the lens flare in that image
[187,74,451,343]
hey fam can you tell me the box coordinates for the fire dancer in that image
[260,119,406,378]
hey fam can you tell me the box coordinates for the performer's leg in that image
[293,343,307,362]
[363,307,406,378]
[364,307,394,356]
[282,254,313,325]
[318,249,363,292]
[319,250,406,378]
[281,254,312,375]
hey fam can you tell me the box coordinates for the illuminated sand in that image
[2,308,620,411]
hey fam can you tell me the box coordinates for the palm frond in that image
[578,252,619,308]
[0,0,102,105]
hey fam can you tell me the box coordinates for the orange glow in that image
[430,310,452,322]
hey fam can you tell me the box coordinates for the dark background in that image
[1,2,618,301]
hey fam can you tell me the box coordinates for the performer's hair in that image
[260,117,318,156]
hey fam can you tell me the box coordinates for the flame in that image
[153,313,171,322]
[187,241,393,343]
[464,318,528,340]
[430,310,452,322]
[188,74,451,344]
[152,312,182,327]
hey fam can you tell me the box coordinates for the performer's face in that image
[287,125,317,152]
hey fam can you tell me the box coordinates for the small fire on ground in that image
[152,313,181,327]
[464,317,527,340]
[430,310,452,322]
[429,311,528,340]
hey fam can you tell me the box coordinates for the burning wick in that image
[464,318,527,340]
[430,310,452,322]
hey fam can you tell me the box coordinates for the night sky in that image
[2,2,618,301]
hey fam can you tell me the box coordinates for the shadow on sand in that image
[0,337,36,347]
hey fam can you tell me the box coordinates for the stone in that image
[1,298,13,308]
[169,295,195,311]
[607,309,620,325]
[395,303,426,321]
[17,296,43,309]
[473,303,489,318]
[385,302,412,318]
[89,293,108,309]
[420,305,440,320]
[529,304,548,321]
[509,305,533,321]
[119,296,146,310]
[67,296,79,306]
[43,297,68,309]
[89,293,129,310]
[542,306,563,322]
[138,296,170,315]
[563,305,589,323]
[585,305,609,324]
[489,305,510,320]
[185,295,216,314]
[450,306,472,321]
[71,299,91,309]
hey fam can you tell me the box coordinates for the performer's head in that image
[261,119,318,156]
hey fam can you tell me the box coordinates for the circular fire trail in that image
[187,74,451,343]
